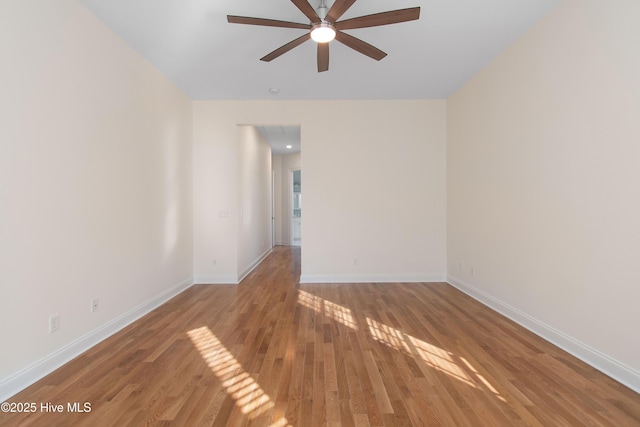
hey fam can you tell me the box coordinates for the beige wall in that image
[237,126,272,278]
[0,0,193,396]
[193,100,447,284]
[448,0,640,390]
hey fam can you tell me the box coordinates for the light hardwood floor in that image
[2,246,639,426]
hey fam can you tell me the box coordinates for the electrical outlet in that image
[212,259,217,267]
[49,314,60,333]
[458,261,463,271]
[353,257,359,266]
[91,299,99,313]
[471,266,476,276]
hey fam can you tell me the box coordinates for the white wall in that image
[192,100,447,284]
[0,0,193,398]
[447,0,640,391]
[237,126,272,279]
[273,152,301,246]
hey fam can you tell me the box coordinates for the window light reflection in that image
[297,290,357,330]
[297,290,504,403]
[187,326,292,426]
[366,317,506,402]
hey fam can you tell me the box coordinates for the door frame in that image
[290,168,301,246]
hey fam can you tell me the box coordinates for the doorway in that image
[256,125,301,247]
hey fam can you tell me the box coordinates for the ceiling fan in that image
[227,0,420,72]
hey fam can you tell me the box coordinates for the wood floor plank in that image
[1,246,639,426]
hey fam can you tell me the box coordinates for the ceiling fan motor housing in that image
[317,3,328,20]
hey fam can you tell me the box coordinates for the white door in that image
[291,169,301,246]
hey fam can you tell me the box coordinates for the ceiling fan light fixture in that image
[310,21,336,43]
[228,2,421,72]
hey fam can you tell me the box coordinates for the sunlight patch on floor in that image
[366,317,506,402]
[297,290,358,330]
[297,290,505,402]
[187,326,292,426]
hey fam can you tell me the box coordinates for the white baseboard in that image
[193,249,273,285]
[193,275,239,285]
[193,248,273,285]
[238,248,273,283]
[446,274,640,394]
[300,274,447,284]
[0,276,194,402]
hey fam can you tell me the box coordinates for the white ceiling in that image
[79,0,559,100]
[257,126,301,155]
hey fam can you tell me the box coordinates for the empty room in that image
[1,0,639,425]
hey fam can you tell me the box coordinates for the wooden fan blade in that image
[260,34,311,62]
[227,15,310,30]
[335,31,387,61]
[325,0,357,23]
[317,43,329,72]
[336,7,420,30]
[290,0,320,23]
